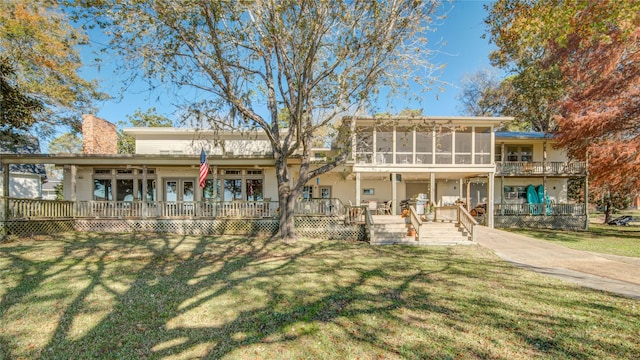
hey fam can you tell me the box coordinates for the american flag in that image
[199,149,209,188]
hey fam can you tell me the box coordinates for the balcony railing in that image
[1,198,345,220]
[496,161,586,176]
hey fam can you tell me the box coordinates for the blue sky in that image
[80,0,495,127]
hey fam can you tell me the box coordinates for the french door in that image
[164,178,195,216]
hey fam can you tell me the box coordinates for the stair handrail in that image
[408,205,422,239]
[457,205,478,242]
[363,206,375,242]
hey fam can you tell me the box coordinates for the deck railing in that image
[494,203,586,216]
[1,197,347,220]
[3,198,76,219]
[345,205,366,224]
[409,205,475,242]
[294,198,344,216]
[496,161,586,176]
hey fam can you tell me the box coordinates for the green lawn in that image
[507,222,640,258]
[1,233,639,359]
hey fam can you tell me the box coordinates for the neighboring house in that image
[0,114,587,230]
[0,137,48,199]
[41,180,61,200]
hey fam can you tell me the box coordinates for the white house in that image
[0,138,48,199]
[0,114,587,232]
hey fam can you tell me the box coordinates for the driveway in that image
[475,226,640,300]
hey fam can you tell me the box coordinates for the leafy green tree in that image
[74,0,444,240]
[118,108,173,154]
[0,0,105,141]
[54,183,64,201]
[0,59,44,143]
[48,133,82,154]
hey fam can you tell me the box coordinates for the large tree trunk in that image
[603,200,614,225]
[277,184,297,241]
[273,150,302,242]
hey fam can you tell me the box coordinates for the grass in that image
[508,219,640,258]
[1,232,639,359]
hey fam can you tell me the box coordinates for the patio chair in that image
[378,201,392,215]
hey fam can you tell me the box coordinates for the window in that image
[223,179,243,200]
[246,179,264,201]
[137,179,156,201]
[213,168,266,201]
[504,186,527,200]
[376,126,393,164]
[320,186,331,199]
[416,128,433,164]
[116,179,134,201]
[203,179,217,201]
[355,127,373,163]
[474,127,491,164]
[302,186,313,199]
[506,145,533,162]
[93,179,112,201]
[93,168,156,202]
[454,128,472,164]
[435,127,452,164]
[395,127,413,164]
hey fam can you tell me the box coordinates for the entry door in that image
[319,186,331,199]
[164,178,195,216]
[319,186,334,214]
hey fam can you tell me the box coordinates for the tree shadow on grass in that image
[1,233,639,359]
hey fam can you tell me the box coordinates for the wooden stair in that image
[370,215,473,246]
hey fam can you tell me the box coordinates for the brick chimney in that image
[82,114,117,154]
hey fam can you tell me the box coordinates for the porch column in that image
[350,118,357,162]
[2,161,9,198]
[488,172,495,228]
[63,165,77,202]
[465,178,471,210]
[429,172,436,205]
[2,164,9,237]
[392,125,396,164]
[142,165,147,218]
[355,172,361,205]
[2,160,11,214]
[500,176,504,205]
[212,165,218,199]
[543,141,548,217]
[373,128,378,164]
[392,172,397,215]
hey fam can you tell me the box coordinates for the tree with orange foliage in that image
[486,0,640,222]
[0,0,104,142]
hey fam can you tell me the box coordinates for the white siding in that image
[0,173,42,199]
[135,139,272,156]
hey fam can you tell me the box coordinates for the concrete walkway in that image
[475,226,640,300]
